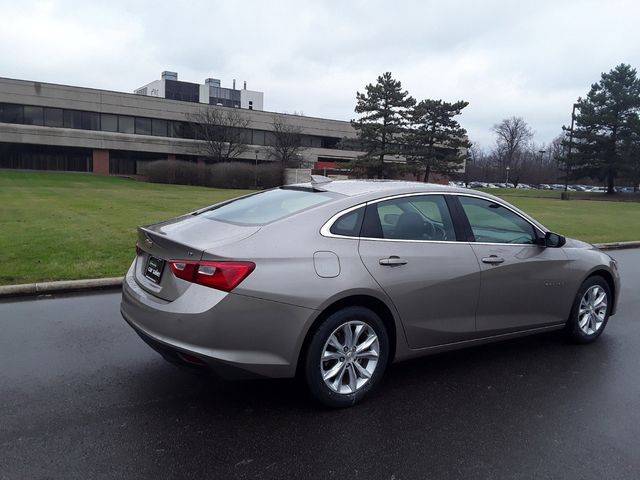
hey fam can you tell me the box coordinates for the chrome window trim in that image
[319,203,365,240]
[320,191,547,245]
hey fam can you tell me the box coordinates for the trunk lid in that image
[134,214,260,301]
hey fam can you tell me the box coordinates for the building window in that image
[248,100,253,110]
[44,108,64,127]
[251,130,265,146]
[240,129,252,144]
[81,111,100,130]
[321,137,340,149]
[0,104,23,123]
[135,117,152,135]
[101,114,118,132]
[168,120,181,138]
[164,79,200,103]
[264,132,277,147]
[169,120,195,139]
[63,110,82,129]
[118,115,135,134]
[151,118,168,137]
[183,122,196,139]
[118,115,135,133]
[0,103,341,153]
[23,106,44,126]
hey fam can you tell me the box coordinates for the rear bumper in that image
[120,262,317,379]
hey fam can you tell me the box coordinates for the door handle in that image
[481,255,505,264]
[379,256,408,266]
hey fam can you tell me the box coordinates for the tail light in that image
[169,260,255,292]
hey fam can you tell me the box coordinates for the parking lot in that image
[1,249,638,479]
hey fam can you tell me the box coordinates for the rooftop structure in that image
[134,71,264,111]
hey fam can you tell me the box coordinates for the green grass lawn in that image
[487,194,640,244]
[0,171,251,285]
[1,171,639,286]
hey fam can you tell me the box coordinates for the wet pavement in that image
[1,249,638,479]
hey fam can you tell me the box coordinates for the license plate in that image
[144,255,165,284]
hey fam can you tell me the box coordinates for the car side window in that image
[329,206,365,237]
[458,196,538,244]
[362,195,456,241]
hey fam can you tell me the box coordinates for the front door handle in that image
[481,255,505,264]
[379,256,407,266]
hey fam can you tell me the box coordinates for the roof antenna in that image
[310,175,333,185]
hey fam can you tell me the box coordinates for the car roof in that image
[293,179,471,197]
[289,179,548,232]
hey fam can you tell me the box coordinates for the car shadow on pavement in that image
[124,329,615,415]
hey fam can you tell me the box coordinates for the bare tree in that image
[464,144,492,184]
[492,116,534,183]
[266,115,306,167]
[544,135,564,183]
[190,108,251,162]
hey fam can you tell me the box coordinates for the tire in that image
[564,275,612,344]
[304,306,389,408]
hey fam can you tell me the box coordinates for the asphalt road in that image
[1,250,639,480]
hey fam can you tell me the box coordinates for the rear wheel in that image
[564,276,611,344]
[304,306,389,408]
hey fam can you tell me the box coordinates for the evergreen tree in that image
[351,72,415,178]
[569,64,640,193]
[404,99,471,182]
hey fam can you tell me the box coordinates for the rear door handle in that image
[481,255,505,264]
[379,256,407,266]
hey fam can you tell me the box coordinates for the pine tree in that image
[404,99,471,182]
[351,72,415,178]
[569,64,640,193]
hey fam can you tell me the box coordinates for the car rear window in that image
[200,187,340,225]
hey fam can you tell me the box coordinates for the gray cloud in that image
[1,0,638,148]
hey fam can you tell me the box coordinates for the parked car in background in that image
[121,179,620,407]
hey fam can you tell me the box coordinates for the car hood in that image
[564,237,596,250]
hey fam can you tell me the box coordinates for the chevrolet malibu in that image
[121,179,620,407]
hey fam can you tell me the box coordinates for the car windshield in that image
[200,187,341,225]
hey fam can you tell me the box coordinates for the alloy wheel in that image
[578,285,608,335]
[320,321,380,394]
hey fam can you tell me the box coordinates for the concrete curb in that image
[0,277,123,299]
[1,241,639,299]
[594,241,640,250]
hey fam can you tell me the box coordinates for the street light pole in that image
[538,150,545,184]
[565,103,579,192]
[505,166,510,184]
[254,149,259,189]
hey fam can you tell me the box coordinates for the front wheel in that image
[564,276,612,344]
[304,306,389,408]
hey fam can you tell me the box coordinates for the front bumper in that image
[120,262,316,379]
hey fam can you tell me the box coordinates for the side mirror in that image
[544,231,566,248]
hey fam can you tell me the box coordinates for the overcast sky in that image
[1,0,639,147]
